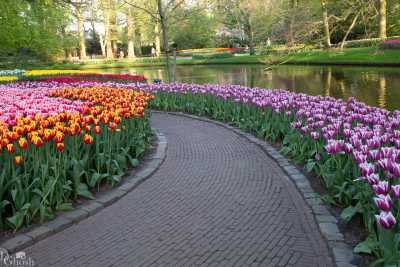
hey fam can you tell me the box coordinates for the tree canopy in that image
[0,0,399,60]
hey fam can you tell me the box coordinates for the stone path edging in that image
[0,128,168,255]
[152,110,361,267]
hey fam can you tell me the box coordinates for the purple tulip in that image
[374,194,392,211]
[354,151,368,164]
[390,162,400,178]
[344,143,353,154]
[367,137,380,149]
[369,150,381,161]
[325,141,338,154]
[310,132,320,140]
[395,140,400,149]
[373,181,389,195]
[381,147,395,158]
[375,211,396,229]
[291,121,302,129]
[391,185,400,198]
[377,158,394,173]
[359,162,375,176]
[366,173,380,185]
[343,128,352,138]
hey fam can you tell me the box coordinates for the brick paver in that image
[24,113,334,266]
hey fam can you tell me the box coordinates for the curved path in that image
[25,113,333,266]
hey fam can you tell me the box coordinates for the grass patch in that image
[2,47,400,70]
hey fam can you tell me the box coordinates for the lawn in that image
[2,47,400,70]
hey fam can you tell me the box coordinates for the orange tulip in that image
[94,125,101,134]
[83,134,93,144]
[108,122,117,131]
[1,138,10,147]
[14,156,23,166]
[6,143,15,154]
[114,116,121,124]
[56,143,65,152]
[54,132,64,143]
[32,136,44,147]
[18,137,28,150]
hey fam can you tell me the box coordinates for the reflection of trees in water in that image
[378,76,386,109]
[99,65,400,110]
[323,67,332,97]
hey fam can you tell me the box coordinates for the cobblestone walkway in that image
[25,113,333,266]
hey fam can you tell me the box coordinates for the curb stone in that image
[0,128,167,254]
[153,110,361,267]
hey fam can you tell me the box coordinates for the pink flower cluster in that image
[383,39,400,45]
[0,82,90,126]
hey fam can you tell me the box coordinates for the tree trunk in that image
[340,11,360,50]
[155,23,161,57]
[321,0,331,48]
[241,9,254,55]
[104,0,113,59]
[76,1,87,59]
[99,34,106,57]
[378,0,387,39]
[127,7,135,58]
[157,0,170,81]
[113,41,118,53]
[287,0,297,46]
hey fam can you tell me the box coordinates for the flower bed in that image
[380,39,400,50]
[0,76,18,82]
[0,70,147,84]
[0,69,25,77]
[137,82,400,264]
[0,80,153,231]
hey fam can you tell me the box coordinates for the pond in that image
[95,64,400,111]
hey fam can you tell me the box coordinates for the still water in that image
[96,64,400,111]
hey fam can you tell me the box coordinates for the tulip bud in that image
[14,155,23,166]
[375,211,396,229]
[56,143,65,153]
[6,143,15,154]
[18,137,28,150]
[392,185,400,198]
[374,194,392,211]
[83,134,93,145]
[94,125,101,134]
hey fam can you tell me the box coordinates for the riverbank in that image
[2,47,400,69]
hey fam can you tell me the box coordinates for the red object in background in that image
[39,76,100,83]
[74,73,147,81]
[39,73,147,83]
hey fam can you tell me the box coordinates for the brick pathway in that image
[24,113,334,266]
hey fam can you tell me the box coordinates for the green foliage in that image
[0,114,152,231]
[148,91,396,262]
[0,0,76,60]
[168,9,216,49]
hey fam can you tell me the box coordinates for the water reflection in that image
[95,64,400,111]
